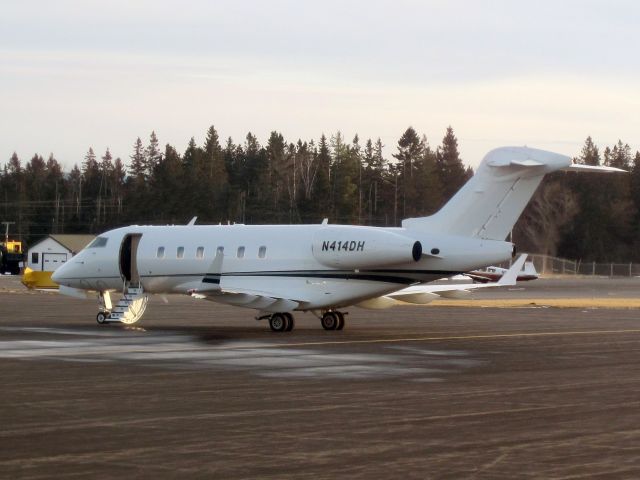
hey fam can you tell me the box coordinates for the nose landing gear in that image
[96,311,110,324]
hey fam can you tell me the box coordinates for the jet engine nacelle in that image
[312,227,422,269]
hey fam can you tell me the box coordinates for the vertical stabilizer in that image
[402,147,573,240]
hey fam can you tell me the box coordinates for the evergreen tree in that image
[45,154,65,233]
[331,132,359,223]
[24,154,47,236]
[603,146,613,167]
[231,132,270,223]
[577,136,600,165]
[352,134,363,223]
[3,153,26,239]
[111,157,126,219]
[95,148,114,226]
[125,137,148,222]
[129,137,146,181]
[203,125,228,221]
[610,140,632,170]
[266,131,287,221]
[393,127,424,219]
[150,144,184,223]
[435,126,467,203]
[144,131,162,177]
[313,134,332,220]
[413,137,443,216]
[67,163,83,225]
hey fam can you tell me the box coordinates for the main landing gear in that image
[257,310,348,332]
[320,311,346,331]
[267,312,295,332]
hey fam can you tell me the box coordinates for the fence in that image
[510,254,640,277]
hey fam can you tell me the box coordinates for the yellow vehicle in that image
[0,239,24,275]
[21,267,58,290]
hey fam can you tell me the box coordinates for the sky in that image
[1,0,639,170]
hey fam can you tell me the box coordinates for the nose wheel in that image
[96,311,110,324]
[321,311,346,331]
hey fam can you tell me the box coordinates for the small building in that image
[27,234,95,272]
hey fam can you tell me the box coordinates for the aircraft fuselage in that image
[53,223,512,310]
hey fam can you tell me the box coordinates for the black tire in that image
[269,313,287,332]
[284,313,295,332]
[336,311,345,331]
[321,312,338,330]
[96,312,108,324]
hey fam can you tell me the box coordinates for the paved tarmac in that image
[2,276,640,479]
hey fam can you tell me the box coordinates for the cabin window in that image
[177,246,184,259]
[31,252,39,264]
[258,246,267,259]
[87,236,108,248]
[196,246,205,259]
[157,246,165,258]
[216,246,224,257]
[237,246,245,258]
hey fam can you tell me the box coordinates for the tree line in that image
[1,126,639,262]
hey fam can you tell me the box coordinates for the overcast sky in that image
[1,0,639,169]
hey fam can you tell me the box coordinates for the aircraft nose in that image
[51,262,70,285]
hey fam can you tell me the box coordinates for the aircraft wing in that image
[194,275,314,313]
[362,254,527,307]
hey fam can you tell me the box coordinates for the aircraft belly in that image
[74,277,122,292]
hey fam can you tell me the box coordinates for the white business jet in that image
[52,146,621,331]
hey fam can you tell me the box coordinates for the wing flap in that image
[195,275,309,312]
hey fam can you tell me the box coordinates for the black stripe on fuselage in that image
[201,269,461,285]
[62,269,461,285]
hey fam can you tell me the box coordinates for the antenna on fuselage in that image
[187,216,197,226]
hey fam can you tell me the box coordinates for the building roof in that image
[48,234,96,254]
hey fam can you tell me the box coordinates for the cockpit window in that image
[87,237,108,248]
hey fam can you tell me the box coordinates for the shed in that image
[27,234,96,272]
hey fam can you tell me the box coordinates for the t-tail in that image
[402,146,624,241]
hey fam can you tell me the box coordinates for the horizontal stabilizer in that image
[562,163,626,173]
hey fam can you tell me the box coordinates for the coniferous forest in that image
[1,125,639,262]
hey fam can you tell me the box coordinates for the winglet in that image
[210,250,224,274]
[497,254,528,286]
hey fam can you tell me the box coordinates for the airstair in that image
[100,283,149,324]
